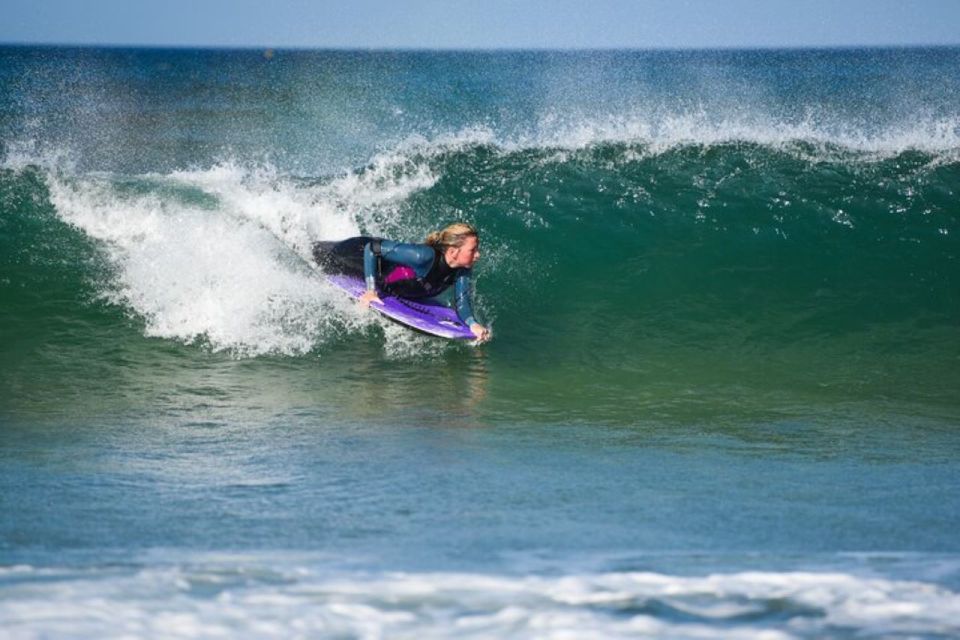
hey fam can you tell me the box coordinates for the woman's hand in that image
[470,323,491,342]
[359,290,382,307]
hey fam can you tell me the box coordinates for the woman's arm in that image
[454,270,477,326]
[455,270,490,341]
[360,240,383,305]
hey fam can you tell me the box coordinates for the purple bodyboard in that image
[327,274,475,340]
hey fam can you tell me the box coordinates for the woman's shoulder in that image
[383,240,436,263]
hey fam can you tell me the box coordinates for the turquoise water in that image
[2,45,960,638]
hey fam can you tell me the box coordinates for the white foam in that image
[164,152,441,261]
[42,172,348,355]
[31,152,460,356]
[2,564,958,640]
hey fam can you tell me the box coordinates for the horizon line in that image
[2,40,960,54]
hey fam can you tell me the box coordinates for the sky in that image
[2,0,960,50]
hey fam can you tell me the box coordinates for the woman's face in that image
[446,235,480,269]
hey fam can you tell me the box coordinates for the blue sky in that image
[3,0,959,49]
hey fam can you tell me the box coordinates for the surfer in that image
[313,223,491,341]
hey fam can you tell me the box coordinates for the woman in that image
[313,222,490,341]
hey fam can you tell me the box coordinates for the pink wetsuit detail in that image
[384,265,417,284]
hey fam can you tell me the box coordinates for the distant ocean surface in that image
[2,46,959,638]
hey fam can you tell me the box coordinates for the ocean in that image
[1,45,959,638]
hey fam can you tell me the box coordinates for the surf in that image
[2,129,958,357]
[3,555,960,639]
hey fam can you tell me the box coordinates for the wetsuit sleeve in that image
[363,240,436,290]
[363,241,379,290]
[454,269,478,326]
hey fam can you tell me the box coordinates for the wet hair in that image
[424,222,478,249]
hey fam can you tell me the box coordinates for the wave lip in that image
[2,565,958,639]
[519,109,960,159]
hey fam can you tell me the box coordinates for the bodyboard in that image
[327,274,475,340]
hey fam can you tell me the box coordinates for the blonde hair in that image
[424,222,478,249]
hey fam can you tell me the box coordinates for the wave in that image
[2,124,958,361]
[2,561,958,639]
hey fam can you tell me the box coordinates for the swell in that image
[2,139,958,354]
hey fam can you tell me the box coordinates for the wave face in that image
[3,136,958,417]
